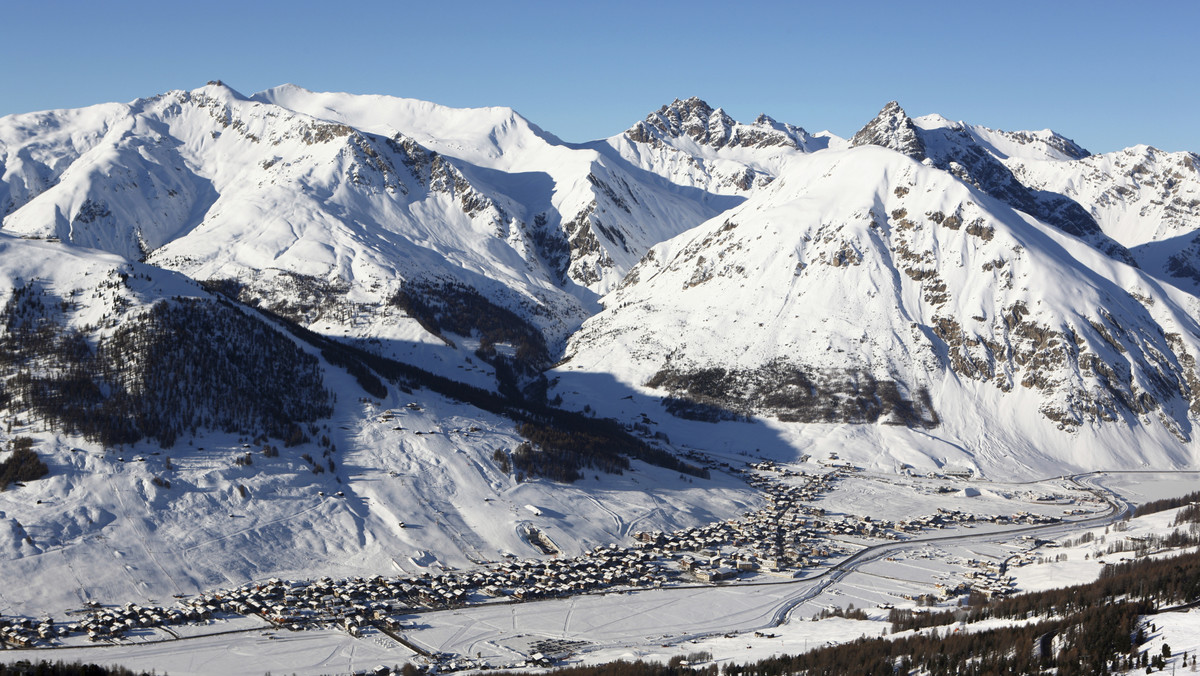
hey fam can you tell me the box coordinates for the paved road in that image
[397,470,1146,661]
[2,470,1163,667]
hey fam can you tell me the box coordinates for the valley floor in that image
[3,466,1194,676]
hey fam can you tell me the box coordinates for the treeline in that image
[1101,526,1200,556]
[478,660,717,676]
[726,602,1143,676]
[891,544,1200,634]
[514,425,632,482]
[1135,489,1200,517]
[517,548,1200,676]
[391,280,551,401]
[1175,503,1200,525]
[0,437,48,490]
[390,280,550,368]
[0,282,332,448]
[646,362,938,428]
[0,660,151,675]
[253,306,709,482]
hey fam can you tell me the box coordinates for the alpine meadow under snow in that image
[1,83,1199,673]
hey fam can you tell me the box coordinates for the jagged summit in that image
[604,98,825,200]
[912,113,1090,163]
[850,101,927,159]
[557,145,1200,474]
[625,97,813,152]
[974,125,1090,162]
[848,102,1125,261]
[852,103,1090,166]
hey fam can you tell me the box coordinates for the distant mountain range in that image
[0,83,1197,488]
[2,82,1200,616]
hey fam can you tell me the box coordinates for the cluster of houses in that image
[1,544,671,648]
[958,561,1018,599]
[0,599,213,647]
[2,457,1068,652]
[486,545,666,600]
[895,507,1061,533]
[0,616,59,647]
[632,462,1063,582]
[909,553,1026,603]
[632,467,852,578]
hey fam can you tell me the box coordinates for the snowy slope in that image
[0,84,583,346]
[0,375,757,617]
[998,144,1200,247]
[0,84,752,398]
[555,145,1200,476]
[963,123,1090,163]
[852,103,1133,265]
[868,106,1200,291]
[1003,145,1200,288]
[253,85,741,291]
[0,233,757,617]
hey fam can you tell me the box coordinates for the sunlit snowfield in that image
[5,468,1195,676]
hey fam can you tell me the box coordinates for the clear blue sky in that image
[3,0,1196,154]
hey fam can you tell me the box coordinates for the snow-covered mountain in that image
[601,96,834,195]
[555,144,1200,474]
[0,84,755,396]
[1,85,1199,618]
[0,231,336,448]
[850,102,1134,265]
[847,103,1200,293]
[2,85,1198,463]
[1002,144,1200,288]
[246,85,745,292]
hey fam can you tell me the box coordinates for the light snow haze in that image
[2,0,1196,153]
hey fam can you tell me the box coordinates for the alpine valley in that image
[1,83,1200,673]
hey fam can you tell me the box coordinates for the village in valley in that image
[0,450,1097,671]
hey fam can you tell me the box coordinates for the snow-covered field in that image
[0,378,757,618]
[2,85,1199,675]
[4,462,1192,675]
[4,626,407,676]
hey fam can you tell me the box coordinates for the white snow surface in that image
[556,145,1200,477]
[0,84,748,368]
[1003,145,1200,249]
[1,89,1200,671]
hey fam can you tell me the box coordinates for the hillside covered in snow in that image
[0,84,1199,624]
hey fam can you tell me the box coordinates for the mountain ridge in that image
[1,84,1200,624]
[4,86,1199,450]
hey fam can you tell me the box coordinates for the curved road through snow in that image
[399,470,1140,661]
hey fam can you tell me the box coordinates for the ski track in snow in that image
[109,481,185,596]
[582,495,623,540]
[175,498,330,553]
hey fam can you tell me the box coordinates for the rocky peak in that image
[1036,130,1090,161]
[851,101,927,160]
[999,128,1091,161]
[627,98,807,151]
[631,97,734,148]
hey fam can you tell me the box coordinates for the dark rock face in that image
[629,97,809,151]
[851,102,927,160]
[852,102,1133,264]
